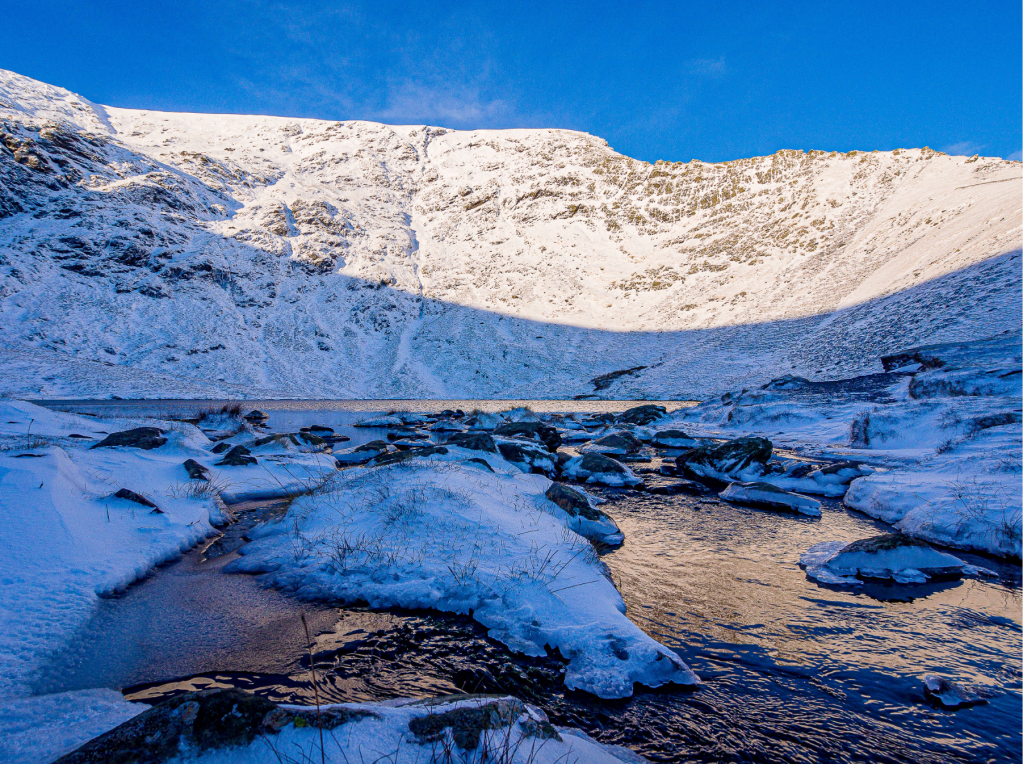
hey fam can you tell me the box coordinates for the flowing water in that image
[32,404,1022,763]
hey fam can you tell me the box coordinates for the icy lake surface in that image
[31,404,1022,764]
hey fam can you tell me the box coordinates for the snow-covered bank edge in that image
[35,689,644,764]
[0,400,347,763]
[673,331,1022,559]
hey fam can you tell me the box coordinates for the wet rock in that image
[210,442,232,454]
[719,482,822,516]
[562,453,643,487]
[307,424,334,434]
[616,405,667,426]
[112,488,161,512]
[923,675,989,709]
[676,436,772,482]
[580,431,643,456]
[216,445,257,466]
[493,421,561,451]
[646,480,711,496]
[545,483,601,521]
[54,688,373,763]
[91,427,166,450]
[243,410,268,423]
[498,442,557,476]
[445,431,498,453]
[183,459,211,480]
[386,429,428,442]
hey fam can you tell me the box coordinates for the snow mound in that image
[225,457,697,698]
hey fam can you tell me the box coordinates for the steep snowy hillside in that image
[1,69,1019,399]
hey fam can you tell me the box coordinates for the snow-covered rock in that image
[497,441,558,476]
[543,483,624,545]
[676,437,773,483]
[756,461,875,498]
[562,453,643,487]
[334,440,394,465]
[651,429,698,449]
[579,431,643,456]
[719,482,822,516]
[800,533,968,584]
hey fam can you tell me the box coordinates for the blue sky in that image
[2,1,1020,162]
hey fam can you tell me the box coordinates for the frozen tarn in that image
[799,533,975,585]
[224,453,697,698]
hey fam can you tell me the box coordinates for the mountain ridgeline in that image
[1,69,1020,399]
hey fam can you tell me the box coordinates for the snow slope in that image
[1,68,1020,399]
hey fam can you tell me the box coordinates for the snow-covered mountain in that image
[1,69,1019,399]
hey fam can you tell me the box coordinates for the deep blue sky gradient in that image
[2,1,1020,162]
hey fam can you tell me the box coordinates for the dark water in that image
[32,408,1023,764]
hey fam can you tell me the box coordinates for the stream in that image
[31,402,1023,763]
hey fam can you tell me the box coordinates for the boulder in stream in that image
[923,675,989,709]
[580,431,643,456]
[651,429,698,449]
[800,532,969,585]
[616,405,667,426]
[677,436,772,482]
[544,483,623,544]
[562,453,643,487]
[493,421,561,451]
[719,481,822,516]
[498,441,557,476]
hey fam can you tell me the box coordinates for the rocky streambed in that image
[32,402,1022,764]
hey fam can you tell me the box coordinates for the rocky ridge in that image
[1,68,1019,399]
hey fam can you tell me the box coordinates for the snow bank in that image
[225,454,697,698]
[0,400,337,701]
[843,422,1022,558]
